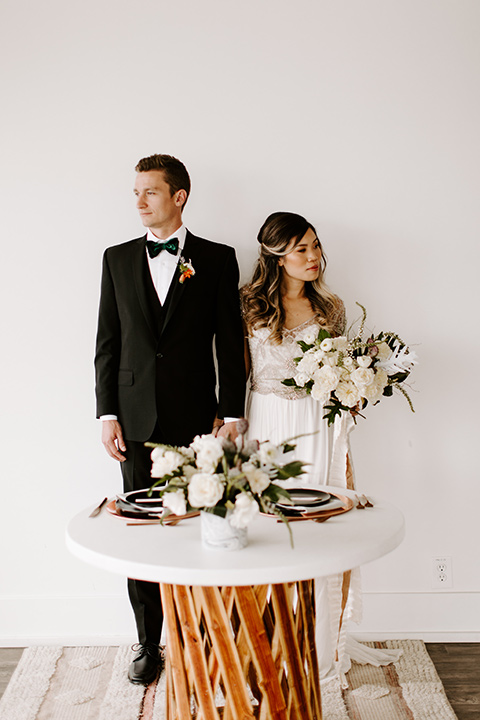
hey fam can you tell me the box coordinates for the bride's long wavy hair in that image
[242,212,341,344]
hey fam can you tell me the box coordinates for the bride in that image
[241,211,400,683]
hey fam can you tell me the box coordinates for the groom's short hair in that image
[135,154,191,206]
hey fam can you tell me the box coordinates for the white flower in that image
[179,446,195,460]
[183,465,197,480]
[313,365,340,392]
[243,466,270,494]
[188,473,224,508]
[294,372,310,387]
[333,336,348,351]
[362,382,384,403]
[151,447,166,462]
[373,368,388,390]
[356,356,372,368]
[313,349,325,361]
[230,493,259,528]
[320,338,334,352]
[311,382,329,403]
[322,351,339,367]
[151,450,185,478]
[343,356,354,369]
[191,434,224,472]
[162,489,187,516]
[351,367,375,389]
[376,342,392,360]
[296,353,319,377]
[302,328,317,344]
[335,381,361,408]
[258,441,279,465]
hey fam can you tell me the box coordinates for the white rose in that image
[188,473,224,508]
[322,351,339,367]
[302,328,317,344]
[150,447,165,462]
[258,441,279,465]
[244,467,270,494]
[311,382,329,403]
[294,372,310,387]
[320,338,334,352]
[183,465,197,480]
[351,367,375,389]
[191,434,224,472]
[333,336,348,351]
[179,446,195,460]
[162,489,187,516]
[374,369,388,389]
[362,382,383,403]
[362,369,388,403]
[151,450,185,478]
[296,353,319,377]
[335,381,361,408]
[230,493,259,528]
[343,356,354,369]
[313,365,340,391]
[356,355,372,368]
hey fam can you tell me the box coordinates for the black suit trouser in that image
[121,431,163,645]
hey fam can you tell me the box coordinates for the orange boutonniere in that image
[178,257,195,284]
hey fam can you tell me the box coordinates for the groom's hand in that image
[101,419,127,462]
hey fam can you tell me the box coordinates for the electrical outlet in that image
[431,556,452,589]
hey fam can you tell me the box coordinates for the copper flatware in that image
[89,497,109,518]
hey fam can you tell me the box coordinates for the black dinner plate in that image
[115,488,165,518]
[276,488,332,516]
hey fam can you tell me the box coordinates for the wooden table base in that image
[160,580,322,720]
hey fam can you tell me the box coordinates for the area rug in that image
[0,640,457,719]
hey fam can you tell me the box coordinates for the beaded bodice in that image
[248,317,318,400]
[245,294,346,400]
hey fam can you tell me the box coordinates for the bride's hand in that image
[217,421,239,441]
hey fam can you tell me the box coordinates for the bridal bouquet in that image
[147,420,304,541]
[282,303,417,426]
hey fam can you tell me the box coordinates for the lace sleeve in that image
[329,296,346,336]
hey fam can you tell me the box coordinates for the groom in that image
[95,154,246,684]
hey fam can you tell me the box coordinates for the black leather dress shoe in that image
[128,643,163,685]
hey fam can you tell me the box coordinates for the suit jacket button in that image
[156,352,163,358]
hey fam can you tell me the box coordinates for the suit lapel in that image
[161,232,194,334]
[133,235,163,338]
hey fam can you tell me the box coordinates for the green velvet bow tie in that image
[146,237,179,258]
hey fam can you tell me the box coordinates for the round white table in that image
[66,488,404,720]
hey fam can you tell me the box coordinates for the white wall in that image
[1,0,479,645]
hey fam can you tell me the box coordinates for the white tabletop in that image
[66,488,404,586]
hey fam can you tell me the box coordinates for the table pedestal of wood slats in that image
[160,580,322,720]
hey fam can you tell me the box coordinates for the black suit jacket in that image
[95,230,246,445]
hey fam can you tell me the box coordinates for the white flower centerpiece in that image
[147,419,305,550]
[282,303,417,426]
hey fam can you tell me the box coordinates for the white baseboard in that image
[0,595,137,647]
[1,591,479,646]
[351,631,480,643]
[354,591,480,641]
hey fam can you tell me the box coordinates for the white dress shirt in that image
[146,224,186,304]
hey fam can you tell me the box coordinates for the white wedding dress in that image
[245,315,401,684]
